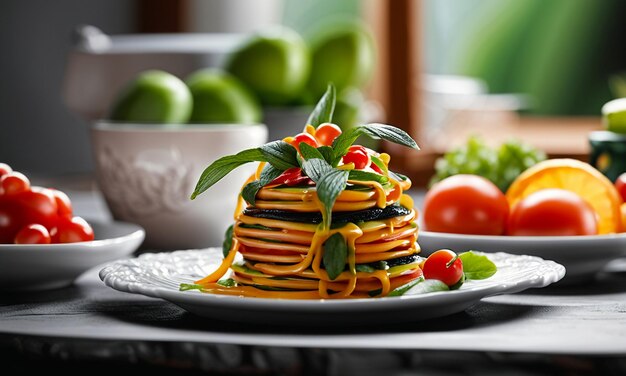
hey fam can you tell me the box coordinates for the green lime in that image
[226,26,310,106]
[603,98,626,134]
[307,20,376,99]
[186,69,261,124]
[109,70,192,124]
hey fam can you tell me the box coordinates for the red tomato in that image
[0,189,58,243]
[49,188,73,218]
[507,189,598,236]
[342,145,370,170]
[0,172,30,195]
[422,249,464,286]
[315,123,342,146]
[615,173,626,203]
[269,167,313,187]
[0,163,12,178]
[14,224,51,244]
[423,175,509,235]
[51,216,94,243]
[290,133,319,154]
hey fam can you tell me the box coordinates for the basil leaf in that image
[307,84,336,127]
[459,251,497,280]
[222,224,234,257]
[348,170,389,184]
[389,278,448,297]
[301,158,333,182]
[317,168,349,223]
[259,141,299,170]
[241,164,284,205]
[323,232,348,280]
[217,278,236,287]
[332,123,419,165]
[299,142,325,160]
[317,146,335,164]
[179,283,203,291]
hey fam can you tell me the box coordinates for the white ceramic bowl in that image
[0,220,144,291]
[91,122,268,249]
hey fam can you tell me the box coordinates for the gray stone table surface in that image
[1,185,626,358]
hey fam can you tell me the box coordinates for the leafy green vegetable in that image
[299,142,325,160]
[317,146,335,164]
[241,164,284,205]
[348,170,389,184]
[323,232,348,280]
[316,169,349,224]
[217,278,236,287]
[389,278,448,297]
[179,283,204,291]
[459,251,498,280]
[431,137,545,192]
[371,155,388,175]
[307,84,336,127]
[301,158,333,182]
[222,224,234,257]
[192,141,298,199]
[355,264,376,273]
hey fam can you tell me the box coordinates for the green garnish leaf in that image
[217,278,236,287]
[449,273,465,290]
[331,123,419,165]
[348,170,389,184]
[316,168,349,224]
[323,232,348,280]
[317,146,335,164]
[307,84,336,127]
[241,164,284,205]
[355,264,376,273]
[222,224,234,257]
[191,141,298,199]
[299,142,325,160]
[389,278,448,297]
[301,158,333,182]
[459,251,497,280]
[371,155,388,175]
[179,283,203,291]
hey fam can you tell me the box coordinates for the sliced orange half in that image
[506,159,623,234]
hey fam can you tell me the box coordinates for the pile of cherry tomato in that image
[0,163,94,244]
[423,173,626,236]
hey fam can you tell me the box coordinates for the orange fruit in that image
[506,159,622,234]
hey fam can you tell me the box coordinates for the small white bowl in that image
[91,122,268,249]
[0,220,144,291]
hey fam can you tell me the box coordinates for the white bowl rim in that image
[93,120,267,133]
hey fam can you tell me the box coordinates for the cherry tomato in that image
[422,249,464,286]
[507,189,598,236]
[0,172,30,195]
[14,224,51,244]
[290,133,319,154]
[342,145,370,170]
[0,188,58,243]
[615,173,626,203]
[49,188,73,218]
[51,216,94,243]
[0,163,12,178]
[269,167,313,187]
[423,175,509,235]
[315,123,342,146]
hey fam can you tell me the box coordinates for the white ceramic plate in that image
[418,231,626,283]
[100,249,564,325]
[0,220,144,291]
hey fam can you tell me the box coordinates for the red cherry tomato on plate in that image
[422,249,464,287]
[48,188,73,218]
[507,189,598,236]
[0,172,30,195]
[315,123,342,146]
[290,133,319,154]
[615,173,626,203]
[51,216,94,243]
[0,188,58,243]
[342,145,370,170]
[14,224,51,244]
[423,175,509,235]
